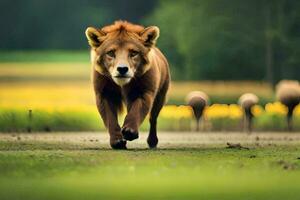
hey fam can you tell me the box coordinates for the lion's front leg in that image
[95,93,126,149]
[122,92,154,141]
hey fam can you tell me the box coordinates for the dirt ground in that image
[1,132,300,150]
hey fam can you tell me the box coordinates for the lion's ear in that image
[140,26,160,47]
[85,27,106,48]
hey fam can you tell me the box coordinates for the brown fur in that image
[85,21,170,149]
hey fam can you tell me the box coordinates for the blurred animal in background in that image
[276,80,300,131]
[238,93,259,133]
[186,91,209,131]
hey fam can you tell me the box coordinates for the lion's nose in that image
[117,66,128,75]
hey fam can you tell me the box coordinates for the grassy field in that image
[1,62,300,132]
[1,52,300,199]
[0,62,274,105]
[0,52,299,132]
[0,132,300,200]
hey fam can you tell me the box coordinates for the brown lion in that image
[85,21,170,149]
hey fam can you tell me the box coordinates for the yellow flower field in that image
[1,81,296,119]
[160,103,299,120]
[0,80,299,121]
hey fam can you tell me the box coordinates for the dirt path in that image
[1,132,300,150]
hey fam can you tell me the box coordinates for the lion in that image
[85,21,170,149]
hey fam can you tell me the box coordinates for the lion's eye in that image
[106,50,115,58]
[129,50,139,58]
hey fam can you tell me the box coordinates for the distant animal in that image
[85,21,170,149]
[238,93,259,133]
[186,91,209,131]
[276,80,300,131]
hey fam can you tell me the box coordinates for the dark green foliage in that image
[145,0,300,81]
[0,0,156,50]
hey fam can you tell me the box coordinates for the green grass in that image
[0,108,103,132]
[0,135,300,200]
[168,95,274,106]
[1,107,299,132]
[0,51,89,63]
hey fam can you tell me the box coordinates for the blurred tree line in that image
[0,0,299,83]
[0,0,156,49]
[146,0,300,83]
